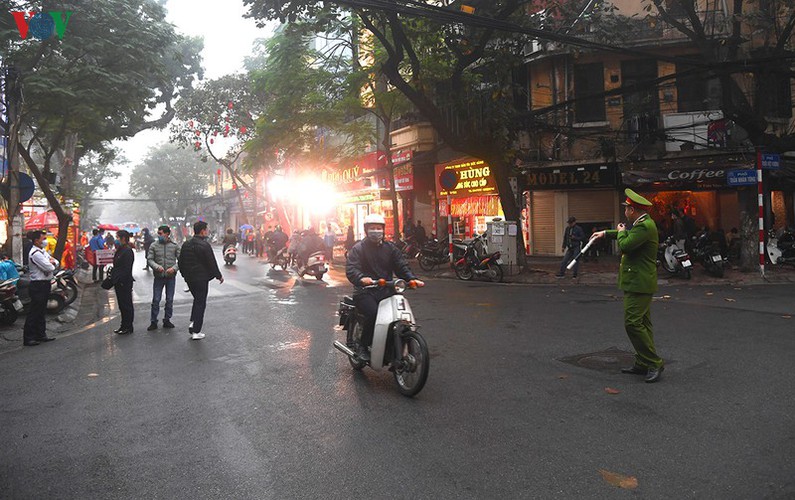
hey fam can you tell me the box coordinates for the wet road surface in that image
[1,248,794,498]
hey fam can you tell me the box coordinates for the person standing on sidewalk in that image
[90,228,107,282]
[589,189,664,383]
[146,225,180,331]
[556,216,584,279]
[178,221,223,340]
[23,231,58,346]
[111,230,135,335]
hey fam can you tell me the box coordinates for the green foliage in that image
[244,22,375,169]
[130,143,210,221]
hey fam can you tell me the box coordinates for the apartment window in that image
[758,72,793,118]
[574,63,606,123]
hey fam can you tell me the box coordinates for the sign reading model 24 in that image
[11,11,73,40]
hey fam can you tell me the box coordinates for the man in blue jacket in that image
[89,228,107,282]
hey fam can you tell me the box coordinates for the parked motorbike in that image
[394,235,421,260]
[16,272,67,315]
[334,279,429,397]
[453,232,503,282]
[766,228,795,265]
[689,231,726,278]
[657,236,693,279]
[299,251,327,281]
[55,268,78,305]
[223,244,237,266]
[417,238,466,271]
[0,278,23,325]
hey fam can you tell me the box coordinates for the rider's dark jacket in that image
[346,238,416,295]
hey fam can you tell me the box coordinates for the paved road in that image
[1,247,794,499]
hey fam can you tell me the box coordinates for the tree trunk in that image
[17,142,71,260]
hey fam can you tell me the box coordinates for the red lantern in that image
[188,120,194,128]
[228,101,234,109]
[210,138,214,144]
[240,126,247,134]
[195,130,201,136]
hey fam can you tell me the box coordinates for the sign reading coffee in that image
[622,166,734,189]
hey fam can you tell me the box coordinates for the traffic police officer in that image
[590,188,664,383]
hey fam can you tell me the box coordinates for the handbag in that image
[101,266,114,290]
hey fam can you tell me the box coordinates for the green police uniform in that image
[605,190,664,369]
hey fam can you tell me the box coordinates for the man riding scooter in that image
[345,213,424,361]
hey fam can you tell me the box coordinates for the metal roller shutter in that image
[530,191,556,255]
[567,191,616,222]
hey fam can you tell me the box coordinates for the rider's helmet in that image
[363,213,386,244]
[363,213,386,227]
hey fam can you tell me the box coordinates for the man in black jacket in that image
[179,221,223,340]
[346,213,423,360]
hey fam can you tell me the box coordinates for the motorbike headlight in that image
[393,279,406,293]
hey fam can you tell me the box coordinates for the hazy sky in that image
[106,0,273,198]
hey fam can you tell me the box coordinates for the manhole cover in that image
[559,347,635,373]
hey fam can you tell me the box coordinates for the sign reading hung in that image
[435,159,497,198]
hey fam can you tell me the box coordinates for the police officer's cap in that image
[621,188,652,209]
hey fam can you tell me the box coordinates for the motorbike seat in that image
[342,295,354,305]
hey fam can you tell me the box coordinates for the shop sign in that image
[726,169,757,186]
[394,163,413,191]
[435,159,497,198]
[391,149,413,165]
[526,164,615,190]
[340,191,378,204]
[622,166,730,189]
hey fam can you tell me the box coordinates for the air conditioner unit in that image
[523,40,543,57]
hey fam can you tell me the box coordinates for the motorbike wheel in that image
[393,329,430,397]
[487,263,503,283]
[347,322,367,371]
[418,255,436,272]
[315,272,325,281]
[710,262,724,278]
[46,294,66,315]
[0,307,18,325]
[454,262,473,281]
[683,268,692,280]
[64,282,78,305]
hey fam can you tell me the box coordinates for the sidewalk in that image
[0,268,111,355]
[335,253,795,286]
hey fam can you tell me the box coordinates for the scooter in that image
[453,232,503,282]
[0,279,23,325]
[766,228,795,265]
[417,238,465,271]
[16,273,67,315]
[334,279,430,397]
[269,247,290,271]
[55,268,78,305]
[689,231,726,278]
[657,236,693,279]
[223,244,237,266]
[299,251,327,281]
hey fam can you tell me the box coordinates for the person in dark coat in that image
[556,216,585,279]
[345,213,423,360]
[112,230,135,335]
[178,221,223,340]
[344,225,355,256]
[141,228,155,270]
